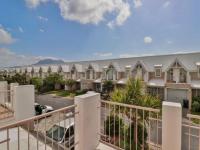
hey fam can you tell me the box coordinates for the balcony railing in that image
[0,105,77,150]
[182,114,200,150]
[100,100,161,150]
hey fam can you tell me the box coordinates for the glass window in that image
[155,68,161,77]
[46,125,65,142]
[198,67,200,77]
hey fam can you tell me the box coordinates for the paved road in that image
[35,94,74,110]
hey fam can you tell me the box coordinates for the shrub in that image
[191,96,200,113]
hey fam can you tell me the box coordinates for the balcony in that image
[1,91,200,150]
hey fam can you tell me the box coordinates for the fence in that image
[0,105,77,150]
[100,100,161,150]
[182,114,200,150]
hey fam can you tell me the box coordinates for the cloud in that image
[167,40,173,44]
[119,54,138,58]
[144,36,153,44]
[18,26,24,33]
[94,52,113,57]
[39,29,45,32]
[133,0,142,8]
[26,0,131,28]
[38,15,48,21]
[0,26,15,44]
[25,0,49,8]
[163,1,171,8]
[0,48,63,67]
[0,48,39,67]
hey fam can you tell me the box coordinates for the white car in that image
[46,117,74,149]
[34,103,54,115]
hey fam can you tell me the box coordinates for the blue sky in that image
[0,0,200,67]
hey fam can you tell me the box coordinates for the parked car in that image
[34,103,54,115]
[46,117,74,149]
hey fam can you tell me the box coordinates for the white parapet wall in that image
[162,101,182,150]
[9,83,19,109]
[13,85,35,121]
[0,81,8,105]
[74,92,100,150]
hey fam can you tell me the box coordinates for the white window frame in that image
[198,66,200,78]
[155,67,161,77]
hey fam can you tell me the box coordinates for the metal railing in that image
[182,114,200,150]
[0,90,14,120]
[0,105,77,150]
[100,100,161,150]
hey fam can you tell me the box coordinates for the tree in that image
[65,79,76,92]
[30,77,43,92]
[191,96,200,113]
[110,78,161,148]
[111,78,160,108]
[103,80,114,94]
[43,73,64,92]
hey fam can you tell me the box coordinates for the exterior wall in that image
[81,80,94,90]
[95,72,101,79]
[190,72,200,80]
[117,72,124,80]
[192,89,200,97]
[147,86,164,101]
[148,72,165,80]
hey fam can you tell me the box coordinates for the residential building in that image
[2,52,200,110]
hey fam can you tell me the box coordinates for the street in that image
[35,94,74,110]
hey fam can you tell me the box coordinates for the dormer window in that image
[154,64,162,78]
[155,68,161,77]
[125,65,131,78]
[196,62,200,78]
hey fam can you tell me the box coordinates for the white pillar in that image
[9,83,19,109]
[13,85,35,121]
[0,81,8,105]
[162,101,182,150]
[74,92,100,150]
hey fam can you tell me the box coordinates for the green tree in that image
[30,77,43,92]
[65,79,76,92]
[43,73,64,92]
[191,96,200,114]
[110,78,161,149]
[103,80,114,94]
[10,73,28,85]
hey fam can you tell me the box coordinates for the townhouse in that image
[2,52,200,110]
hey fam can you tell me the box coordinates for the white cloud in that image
[25,0,49,8]
[94,52,113,57]
[0,48,63,67]
[39,29,45,32]
[119,54,138,58]
[18,26,24,33]
[167,40,173,44]
[0,27,15,44]
[38,16,48,21]
[134,0,142,8]
[0,48,38,67]
[163,1,171,8]
[26,0,131,28]
[144,36,153,44]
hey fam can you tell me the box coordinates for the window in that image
[125,69,131,78]
[198,67,200,77]
[155,68,161,77]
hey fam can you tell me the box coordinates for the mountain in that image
[34,59,65,65]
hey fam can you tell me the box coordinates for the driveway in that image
[35,94,74,110]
